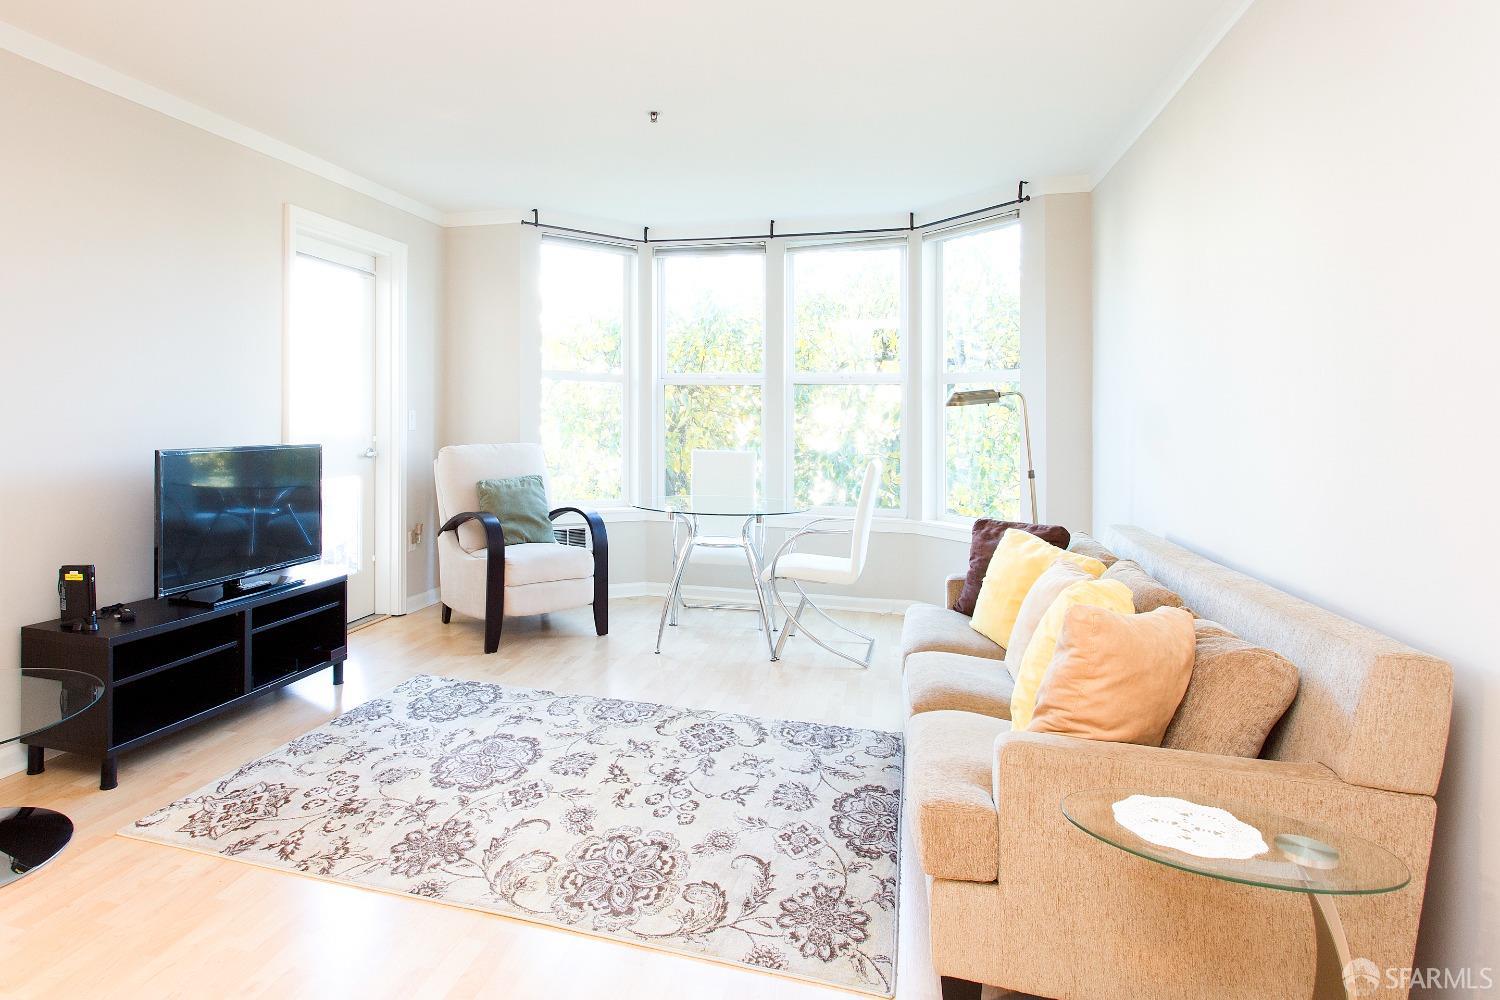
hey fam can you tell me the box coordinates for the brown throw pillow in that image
[1102,559,1187,614]
[1162,619,1301,757]
[954,519,1070,616]
[1003,559,1092,679]
[1028,605,1196,746]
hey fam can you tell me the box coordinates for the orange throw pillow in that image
[1027,605,1196,746]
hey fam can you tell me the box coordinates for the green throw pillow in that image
[476,475,556,545]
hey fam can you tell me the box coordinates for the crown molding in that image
[1089,0,1257,189]
[0,20,446,225]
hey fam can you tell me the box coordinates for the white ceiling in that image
[0,0,1246,226]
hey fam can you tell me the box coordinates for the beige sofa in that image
[901,526,1451,1000]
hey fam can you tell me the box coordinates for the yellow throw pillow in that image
[970,529,1106,648]
[1009,578,1134,730]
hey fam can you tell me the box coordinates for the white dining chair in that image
[660,449,771,631]
[762,460,881,667]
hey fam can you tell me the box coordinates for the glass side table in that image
[2,668,105,886]
[1062,788,1410,1000]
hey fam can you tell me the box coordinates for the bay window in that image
[930,222,1023,519]
[539,238,631,504]
[656,248,767,497]
[786,243,904,510]
[538,209,1026,529]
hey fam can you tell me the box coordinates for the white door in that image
[288,237,378,621]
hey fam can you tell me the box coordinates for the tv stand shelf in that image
[20,567,347,790]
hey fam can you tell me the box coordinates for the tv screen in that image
[155,445,323,597]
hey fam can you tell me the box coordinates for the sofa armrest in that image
[945,573,967,612]
[965,731,1436,998]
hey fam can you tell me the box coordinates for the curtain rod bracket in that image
[769,220,775,237]
[909,212,915,230]
[532,209,539,225]
[1018,180,1030,203]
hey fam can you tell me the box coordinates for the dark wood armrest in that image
[438,511,507,652]
[549,508,609,636]
[440,511,506,554]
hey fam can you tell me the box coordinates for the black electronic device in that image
[58,565,98,632]
[155,444,323,606]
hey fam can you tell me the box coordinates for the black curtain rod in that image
[521,181,1031,246]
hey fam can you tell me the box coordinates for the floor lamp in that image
[945,388,1038,522]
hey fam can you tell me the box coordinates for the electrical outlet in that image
[409,522,424,549]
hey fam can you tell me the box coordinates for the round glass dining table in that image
[632,495,811,655]
[1,669,105,886]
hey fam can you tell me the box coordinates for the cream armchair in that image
[434,444,607,653]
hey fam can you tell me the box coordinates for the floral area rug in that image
[124,676,904,995]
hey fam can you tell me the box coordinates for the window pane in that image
[790,246,901,373]
[945,381,1022,518]
[542,378,623,501]
[662,383,761,496]
[540,241,625,373]
[662,253,764,374]
[793,384,901,509]
[942,225,1020,372]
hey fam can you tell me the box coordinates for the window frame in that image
[925,217,1024,524]
[651,245,769,501]
[782,238,909,515]
[538,235,636,508]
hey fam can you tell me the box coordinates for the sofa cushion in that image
[1102,559,1186,614]
[903,652,1015,718]
[1066,531,1119,567]
[1028,605,1196,746]
[1002,560,1093,679]
[906,710,1010,882]
[971,530,1106,648]
[954,519,1071,616]
[1162,619,1301,757]
[900,603,1004,663]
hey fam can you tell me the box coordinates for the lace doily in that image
[1111,794,1269,860]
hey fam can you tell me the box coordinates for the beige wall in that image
[1020,193,1093,531]
[0,51,445,759]
[1092,0,1498,986]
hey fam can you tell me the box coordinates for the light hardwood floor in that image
[0,598,950,1000]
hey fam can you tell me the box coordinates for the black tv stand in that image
[21,567,347,790]
[169,572,302,608]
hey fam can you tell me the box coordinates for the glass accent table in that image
[2,669,106,886]
[1062,788,1410,1000]
[632,495,811,656]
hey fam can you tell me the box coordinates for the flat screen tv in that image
[155,444,323,602]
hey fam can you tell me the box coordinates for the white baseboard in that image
[608,581,909,616]
[405,588,440,614]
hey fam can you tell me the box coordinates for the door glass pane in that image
[942,225,1021,372]
[790,245,902,374]
[944,381,1022,518]
[661,253,764,375]
[542,379,624,503]
[288,253,375,596]
[792,384,902,508]
[662,384,762,497]
[540,241,625,374]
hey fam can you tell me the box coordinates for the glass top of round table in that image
[632,495,812,517]
[4,669,105,745]
[1061,787,1409,896]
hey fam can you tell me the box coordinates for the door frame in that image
[282,205,408,617]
